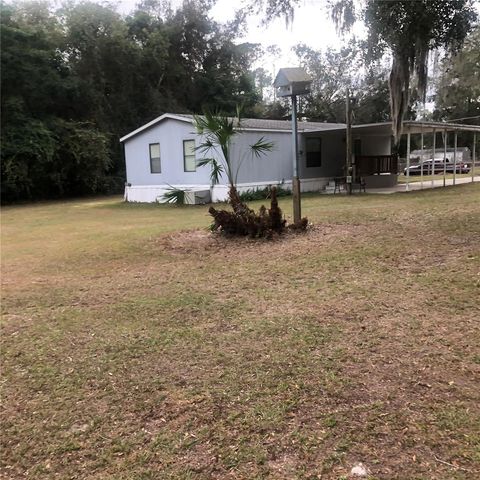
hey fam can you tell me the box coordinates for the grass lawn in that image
[2,185,480,479]
[397,173,475,183]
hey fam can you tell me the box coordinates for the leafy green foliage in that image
[196,158,224,186]
[1,118,111,202]
[294,42,354,121]
[363,0,477,143]
[434,26,480,122]
[238,185,291,202]
[0,2,112,202]
[293,41,391,123]
[1,1,261,202]
[1,117,56,201]
[433,26,480,151]
[53,121,113,196]
[250,136,275,158]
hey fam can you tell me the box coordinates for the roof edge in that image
[403,120,480,132]
[306,120,480,134]
[120,113,193,143]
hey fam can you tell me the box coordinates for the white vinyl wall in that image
[122,118,361,202]
[123,118,227,202]
[124,119,214,186]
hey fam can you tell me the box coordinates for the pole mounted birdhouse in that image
[274,68,312,224]
[273,68,312,98]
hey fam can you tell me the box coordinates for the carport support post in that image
[453,131,458,186]
[431,128,436,188]
[345,89,353,195]
[406,132,411,191]
[443,130,447,187]
[472,132,476,182]
[291,94,301,223]
[420,127,424,189]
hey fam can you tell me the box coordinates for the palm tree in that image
[193,109,274,199]
[194,109,294,236]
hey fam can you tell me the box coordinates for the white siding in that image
[230,130,350,183]
[230,131,293,184]
[122,117,394,202]
[124,119,225,187]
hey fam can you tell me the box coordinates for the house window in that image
[306,137,322,168]
[149,143,161,173]
[183,139,196,172]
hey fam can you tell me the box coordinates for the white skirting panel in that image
[124,178,331,203]
[124,184,212,203]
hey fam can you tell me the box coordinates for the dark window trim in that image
[149,143,161,174]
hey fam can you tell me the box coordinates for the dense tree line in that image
[435,26,480,123]
[1,0,261,202]
[2,0,478,203]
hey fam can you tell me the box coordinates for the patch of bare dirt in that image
[153,224,368,257]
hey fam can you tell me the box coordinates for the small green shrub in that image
[238,184,291,202]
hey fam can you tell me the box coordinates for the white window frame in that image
[183,139,196,172]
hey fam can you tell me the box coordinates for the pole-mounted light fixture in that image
[274,68,312,224]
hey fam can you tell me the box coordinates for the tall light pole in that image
[274,68,312,224]
[345,89,357,195]
[291,94,301,221]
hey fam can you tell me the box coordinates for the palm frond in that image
[192,114,204,135]
[209,159,224,185]
[195,138,216,155]
[193,107,274,190]
[196,157,215,168]
[196,157,224,185]
[250,136,274,158]
[162,186,185,204]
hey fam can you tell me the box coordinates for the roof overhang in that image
[120,114,345,142]
[402,121,480,134]
[304,121,480,136]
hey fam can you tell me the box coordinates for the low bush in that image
[209,186,307,238]
[238,184,291,202]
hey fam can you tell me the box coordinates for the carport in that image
[401,121,479,191]
[344,120,479,190]
[300,120,479,193]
